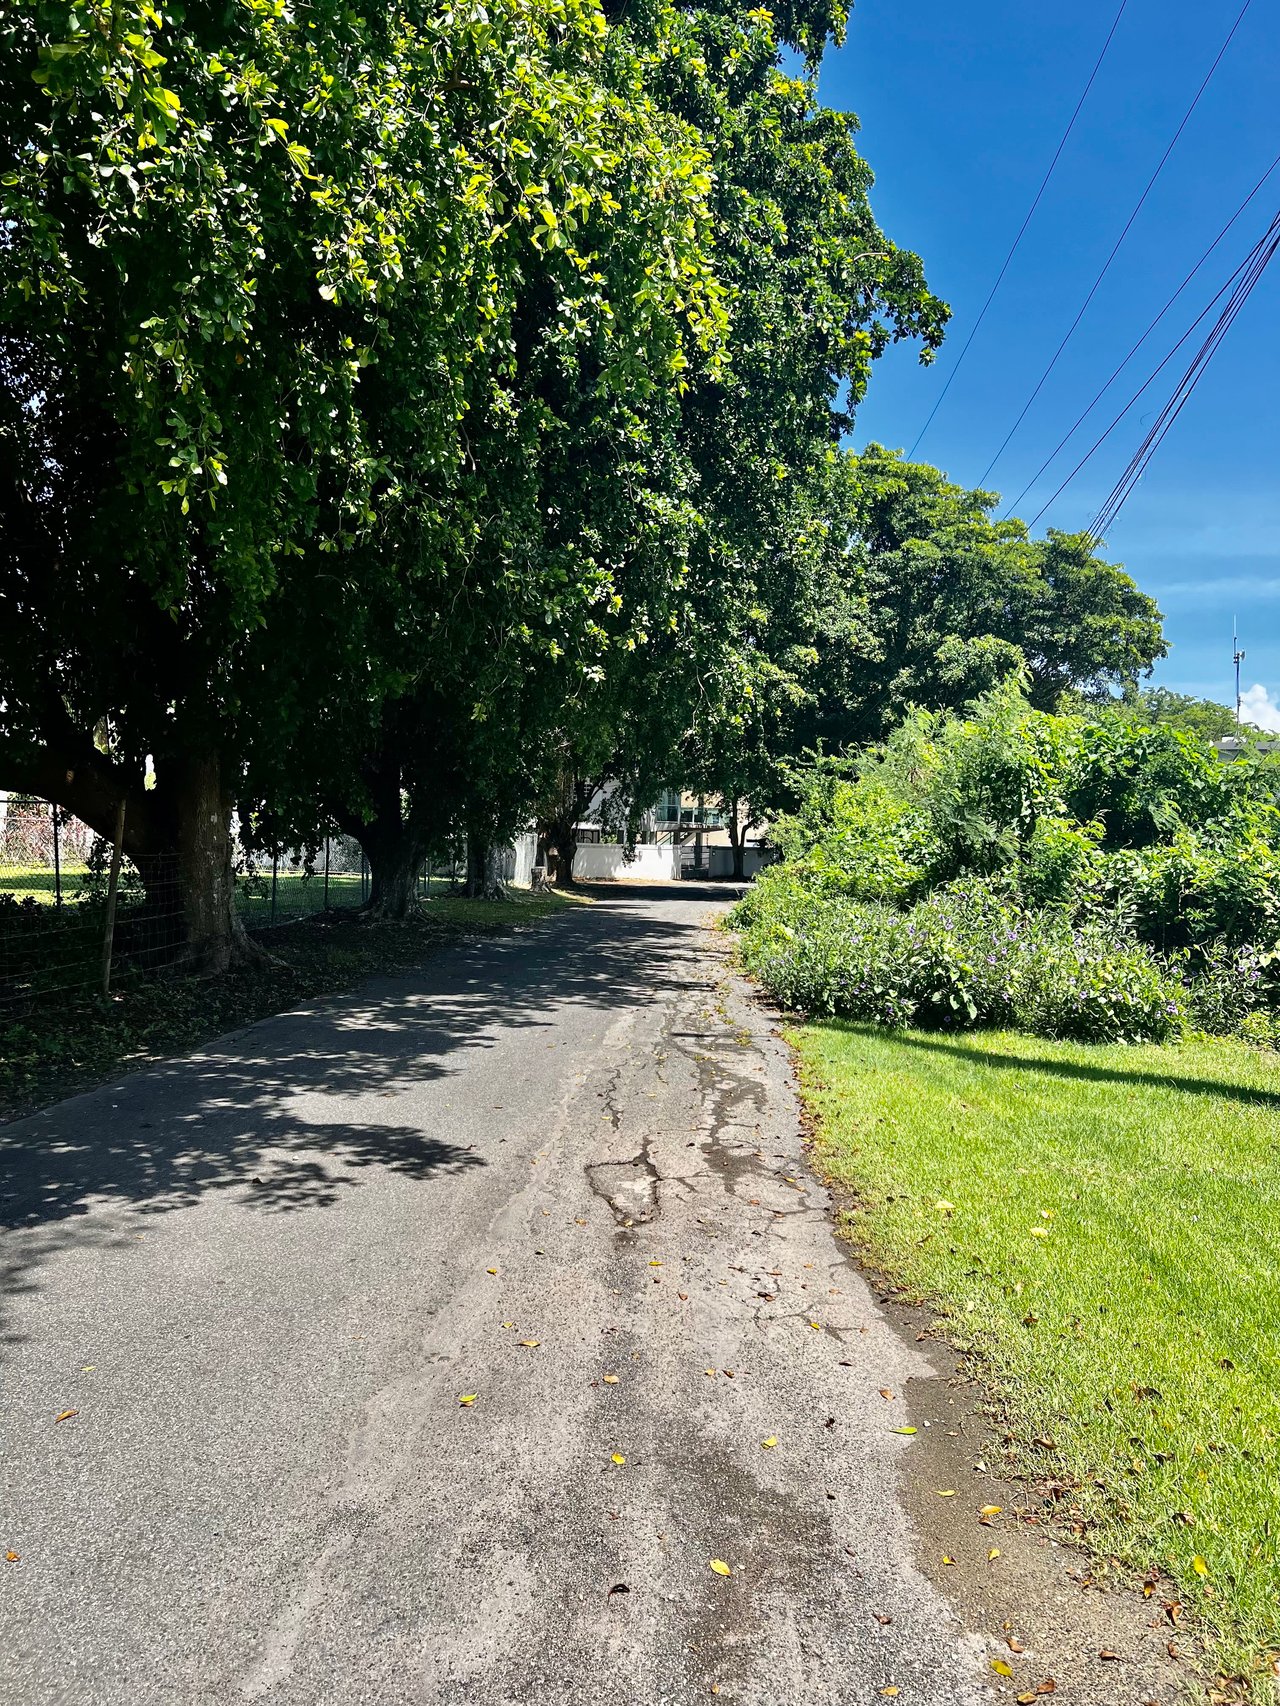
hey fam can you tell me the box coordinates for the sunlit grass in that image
[792,1022,1280,1681]
[0,864,90,903]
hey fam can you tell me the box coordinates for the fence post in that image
[323,836,330,911]
[51,802,62,907]
[100,798,126,997]
[270,851,278,926]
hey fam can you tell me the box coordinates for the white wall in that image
[573,843,681,882]
[509,830,538,887]
[707,845,776,879]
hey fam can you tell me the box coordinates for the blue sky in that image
[824,0,1280,722]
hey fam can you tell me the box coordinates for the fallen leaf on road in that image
[82,1365,95,1372]
[649,1261,662,1268]
[5,1552,19,1564]
[879,1389,894,1400]
[980,1505,1002,1516]
[988,1548,1001,1562]
[486,1268,498,1275]
[1007,1638,1025,1653]
[880,1688,899,1697]
[941,1555,955,1566]
[1098,1650,1119,1662]
[709,1559,731,1577]
[1035,1682,1056,1696]
[1018,1695,1038,1704]
[501,1321,514,1329]
[935,1490,956,1498]
[54,1410,78,1424]
[611,1454,626,1465]
[518,1340,540,1348]
[603,1374,619,1385]
[991,1660,1013,1677]
[458,1394,477,1406]
[809,1321,821,1331]
[607,1582,630,1598]
[874,1613,893,1626]
[892,1426,917,1435]
[761,1437,778,1449]
[704,1368,717,1377]
[677,1292,689,1301]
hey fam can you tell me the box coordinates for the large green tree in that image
[684,445,1167,844]
[0,0,726,957]
[531,1,951,881]
[801,445,1166,749]
[255,1,951,902]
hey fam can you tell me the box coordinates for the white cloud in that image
[1239,684,1280,733]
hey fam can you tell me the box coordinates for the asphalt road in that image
[1,885,989,1705]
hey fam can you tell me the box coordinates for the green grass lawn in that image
[0,864,90,903]
[792,1021,1280,1682]
[234,868,366,923]
[3,865,561,924]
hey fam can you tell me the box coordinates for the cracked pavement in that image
[1,884,991,1705]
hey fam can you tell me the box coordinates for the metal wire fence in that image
[0,794,467,1015]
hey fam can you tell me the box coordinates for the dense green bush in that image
[737,678,1280,1046]
[733,875,1184,1043]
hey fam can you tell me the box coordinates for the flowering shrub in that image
[735,877,1185,1044]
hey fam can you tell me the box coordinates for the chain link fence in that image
[0,794,471,1014]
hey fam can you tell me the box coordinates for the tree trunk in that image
[340,822,424,920]
[364,843,424,919]
[334,762,426,921]
[464,835,487,897]
[727,796,747,882]
[170,752,258,971]
[0,732,256,972]
[549,816,578,887]
[463,834,505,899]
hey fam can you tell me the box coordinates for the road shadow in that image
[0,888,721,1342]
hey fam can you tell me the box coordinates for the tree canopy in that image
[2,0,1173,953]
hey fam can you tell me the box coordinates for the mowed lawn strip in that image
[792,1021,1280,1678]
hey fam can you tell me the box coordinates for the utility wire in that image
[1003,147,1280,519]
[1023,207,1280,531]
[977,0,1255,489]
[1086,210,1280,539]
[905,0,1130,460]
[1025,239,1258,528]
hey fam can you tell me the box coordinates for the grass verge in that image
[0,888,579,1123]
[791,1020,1280,1689]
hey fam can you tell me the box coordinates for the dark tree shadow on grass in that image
[817,1021,1280,1110]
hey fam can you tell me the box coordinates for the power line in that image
[1002,148,1280,519]
[1086,209,1280,539]
[1024,216,1276,528]
[1025,231,1261,530]
[976,0,1255,489]
[905,0,1130,462]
